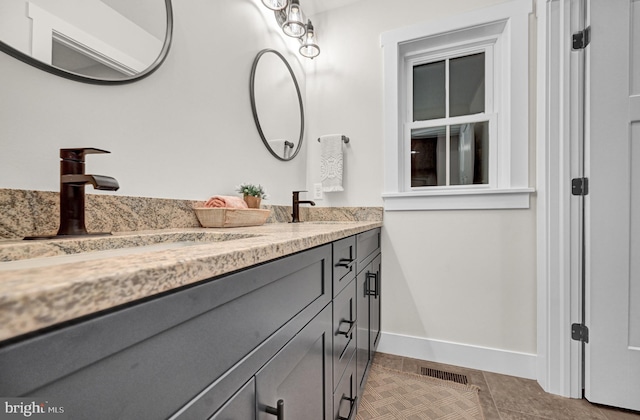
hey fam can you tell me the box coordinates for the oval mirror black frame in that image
[0,0,173,85]
[250,49,305,161]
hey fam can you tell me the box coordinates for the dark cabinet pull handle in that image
[336,258,354,268]
[338,319,357,337]
[337,396,358,420]
[265,399,284,420]
[366,272,378,296]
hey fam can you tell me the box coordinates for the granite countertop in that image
[0,221,382,342]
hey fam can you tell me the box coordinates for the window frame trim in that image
[381,0,534,211]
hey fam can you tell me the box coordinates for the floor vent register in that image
[420,367,469,385]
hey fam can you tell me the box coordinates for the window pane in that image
[449,122,489,185]
[411,126,447,187]
[449,53,485,117]
[413,61,445,121]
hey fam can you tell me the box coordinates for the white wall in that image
[0,0,307,205]
[305,0,538,373]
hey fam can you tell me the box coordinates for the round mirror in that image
[250,49,304,161]
[0,0,173,84]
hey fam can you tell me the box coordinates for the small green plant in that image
[237,183,267,199]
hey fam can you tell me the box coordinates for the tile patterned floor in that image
[373,352,640,420]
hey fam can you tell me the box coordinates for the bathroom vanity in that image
[0,223,381,419]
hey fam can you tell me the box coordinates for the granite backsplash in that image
[0,189,382,240]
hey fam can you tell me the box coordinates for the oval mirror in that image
[0,0,173,84]
[250,49,304,161]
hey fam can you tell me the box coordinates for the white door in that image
[585,0,640,411]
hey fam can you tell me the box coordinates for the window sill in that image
[382,188,535,211]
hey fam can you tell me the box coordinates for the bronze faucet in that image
[291,190,315,223]
[57,148,119,236]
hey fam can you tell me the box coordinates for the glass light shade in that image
[261,0,288,11]
[299,20,320,58]
[282,0,306,38]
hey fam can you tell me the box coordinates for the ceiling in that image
[302,0,363,17]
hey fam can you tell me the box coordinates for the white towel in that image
[268,139,293,159]
[319,134,344,192]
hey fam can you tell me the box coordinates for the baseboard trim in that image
[377,332,537,379]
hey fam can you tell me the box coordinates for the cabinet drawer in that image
[0,245,331,420]
[333,353,358,420]
[333,279,357,391]
[356,228,380,272]
[332,235,356,296]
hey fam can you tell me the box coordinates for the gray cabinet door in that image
[356,252,381,396]
[369,254,381,354]
[356,266,370,393]
[256,304,333,420]
[210,378,255,420]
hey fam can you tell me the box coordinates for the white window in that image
[409,49,494,189]
[381,0,534,210]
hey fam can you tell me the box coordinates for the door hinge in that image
[572,177,589,196]
[572,26,591,50]
[571,323,589,343]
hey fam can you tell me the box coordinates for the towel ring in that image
[317,135,349,143]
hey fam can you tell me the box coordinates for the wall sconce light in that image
[262,0,320,59]
[282,0,306,38]
[261,0,287,11]
[299,20,320,59]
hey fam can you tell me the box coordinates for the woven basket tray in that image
[194,208,270,228]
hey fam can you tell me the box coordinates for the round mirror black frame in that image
[0,0,173,85]
[249,49,305,161]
